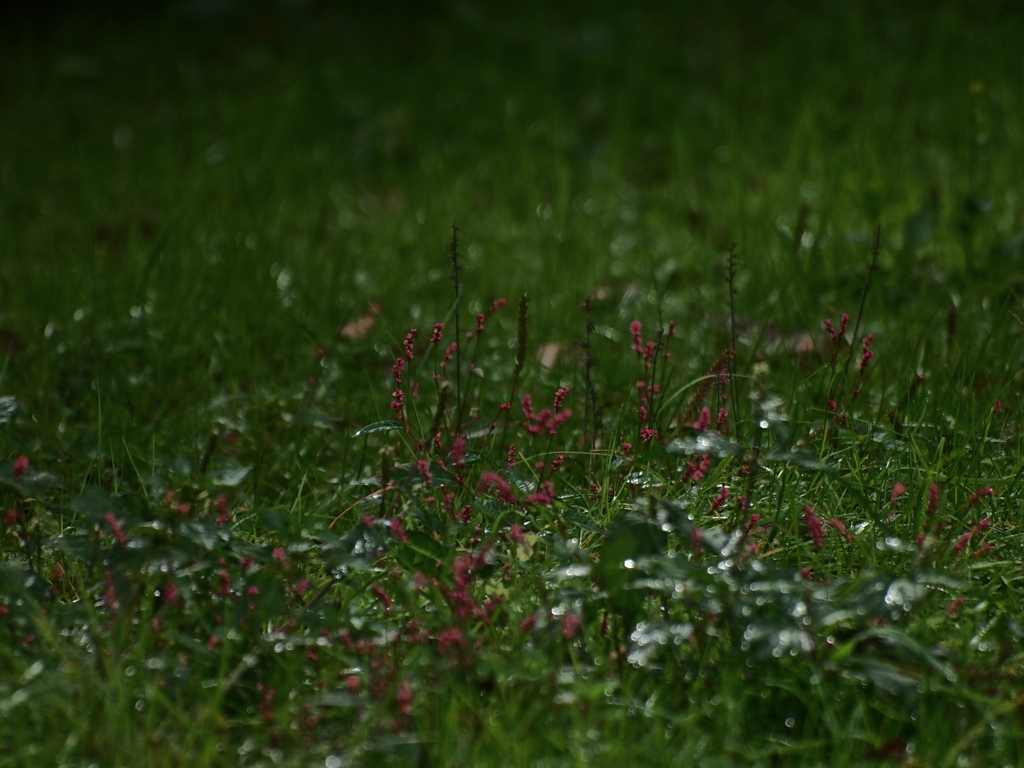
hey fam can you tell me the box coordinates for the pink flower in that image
[693,407,711,431]
[402,328,417,360]
[104,512,127,548]
[965,487,994,509]
[217,569,232,596]
[859,334,875,372]
[709,487,729,513]
[827,517,853,543]
[450,436,467,467]
[389,518,409,543]
[440,341,458,369]
[891,483,906,503]
[163,582,179,605]
[215,494,230,526]
[521,391,572,436]
[561,612,581,640]
[390,389,405,416]
[803,506,824,550]
[824,313,849,342]
[553,387,570,410]
[437,627,466,654]
[523,481,555,506]
[103,570,120,612]
[430,323,444,344]
[391,356,406,383]
[629,321,643,355]
[12,455,29,480]
[272,547,288,567]
[952,531,972,554]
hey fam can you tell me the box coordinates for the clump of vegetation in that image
[3,223,1022,766]
[3,2,1024,766]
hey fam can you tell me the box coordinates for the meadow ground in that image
[2,1,1024,766]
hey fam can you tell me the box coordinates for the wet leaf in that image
[763,445,834,473]
[666,432,743,458]
[354,420,403,437]
[649,499,734,555]
[0,561,51,603]
[594,513,667,627]
[560,507,603,534]
[48,534,97,564]
[0,396,18,425]
[209,464,252,487]
[628,621,694,667]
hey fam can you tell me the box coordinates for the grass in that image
[2,1,1024,765]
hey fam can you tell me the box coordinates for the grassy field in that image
[3,1,1024,765]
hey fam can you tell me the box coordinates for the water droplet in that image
[784,717,795,728]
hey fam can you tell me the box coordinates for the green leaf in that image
[353,420,403,437]
[628,621,694,667]
[594,513,667,628]
[0,562,51,603]
[48,533,98,564]
[0,396,18,425]
[666,432,743,458]
[292,409,336,428]
[650,499,734,555]
[70,490,114,522]
[763,445,835,473]
[902,196,937,256]
[257,507,290,533]
[209,464,252,487]
[393,530,446,572]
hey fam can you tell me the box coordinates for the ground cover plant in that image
[3,1,1024,766]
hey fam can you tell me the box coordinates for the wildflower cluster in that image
[521,390,572,437]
